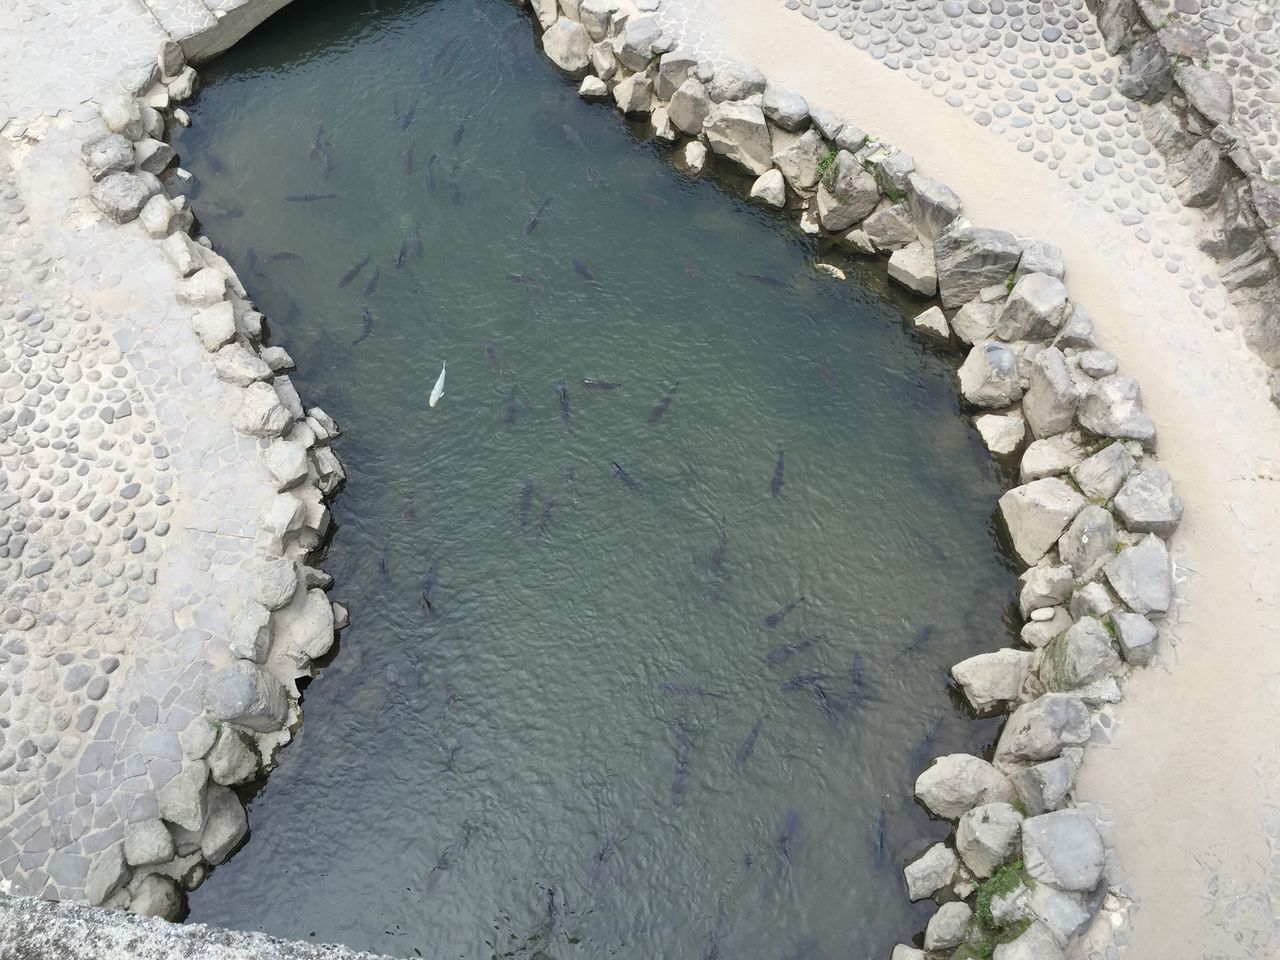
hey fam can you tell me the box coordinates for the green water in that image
[175,1,1017,956]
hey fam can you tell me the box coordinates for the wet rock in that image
[98,88,143,140]
[655,50,697,99]
[201,785,248,865]
[176,268,228,308]
[578,75,608,99]
[669,77,712,135]
[1172,138,1227,208]
[157,760,209,832]
[762,84,809,132]
[85,843,129,905]
[924,901,972,951]
[997,274,1068,342]
[998,477,1085,566]
[1008,757,1076,816]
[913,306,950,341]
[1175,64,1233,126]
[862,203,917,251]
[81,133,134,181]
[905,174,962,241]
[915,753,1016,820]
[707,62,766,102]
[1070,441,1135,502]
[934,227,1023,308]
[1041,617,1122,691]
[904,843,958,901]
[1105,534,1172,617]
[1016,241,1065,281]
[772,128,826,191]
[975,411,1026,456]
[951,649,1034,712]
[995,694,1091,763]
[130,874,183,920]
[887,242,937,297]
[992,921,1066,960]
[1021,809,1104,892]
[543,19,591,72]
[957,802,1024,878]
[1023,347,1082,439]
[1020,433,1087,482]
[234,382,291,439]
[703,101,773,175]
[1078,375,1156,450]
[1113,468,1182,537]
[613,73,653,115]
[749,169,786,208]
[816,150,879,231]
[90,172,152,224]
[951,300,999,345]
[124,820,174,868]
[1112,610,1158,666]
[958,341,1022,408]
[203,663,289,732]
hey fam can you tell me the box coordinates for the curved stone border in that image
[528,1,1179,957]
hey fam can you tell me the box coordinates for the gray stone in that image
[589,38,617,79]
[1119,35,1172,103]
[130,874,182,920]
[213,343,272,386]
[957,802,1024,878]
[861,204,917,251]
[762,84,809,132]
[997,274,1068,342]
[1026,882,1095,945]
[924,901,972,951]
[996,694,1091,763]
[84,843,128,905]
[1070,441,1135,502]
[1018,563,1074,615]
[233,382,291,439]
[81,133,134,181]
[913,306,950,341]
[904,842,958,901]
[1057,506,1117,581]
[816,150,880,231]
[1141,101,1193,160]
[1112,610,1158,666]
[906,174,962,241]
[1017,241,1065,281]
[1070,581,1119,623]
[809,107,844,140]
[90,173,151,224]
[891,948,925,960]
[275,587,336,669]
[915,753,1016,820]
[992,921,1066,960]
[98,88,143,140]
[1021,809,1105,892]
[874,150,915,194]
[159,39,185,78]
[1023,347,1081,439]
[612,73,653,115]
[207,726,259,786]
[668,77,712,135]
[176,268,228,308]
[543,19,592,72]
[1041,616,1122,691]
[1021,433,1087,482]
[949,300,997,346]
[1105,534,1172,617]
[772,129,826,192]
[974,412,1026,456]
[266,440,308,492]
[578,0,617,40]
[190,302,236,352]
[1022,606,1073,649]
[1078,375,1156,450]
[1173,138,1227,208]
[201,786,248,866]
[203,663,289,732]
[951,649,1034,712]
[958,340,1022,408]
[1114,468,1182,537]
[166,66,197,103]
[578,75,608,99]
[1078,350,1118,378]
[1054,304,1098,350]
[999,478,1085,566]
[934,228,1024,309]
[1008,757,1077,816]
[123,820,173,868]
[162,233,201,278]
[654,50,696,99]
[887,243,937,297]
[157,761,208,833]
[1175,65,1233,126]
[707,62,767,102]
[614,16,660,71]
[749,169,786,208]
[229,601,271,662]
[134,138,175,175]
[138,194,175,238]
[703,101,773,175]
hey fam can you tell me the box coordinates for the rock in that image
[214,343,272,386]
[750,169,786,208]
[975,412,1026,456]
[190,302,236,352]
[934,228,1024,309]
[874,150,915,194]
[1070,441,1135,502]
[228,601,271,662]
[134,138,175,175]
[680,140,707,174]
[809,107,844,140]
[578,0,617,39]
[590,39,618,79]
[1079,375,1156,450]
[201,786,248,865]
[234,382,291,438]
[904,843,958,901]
[203,662,289,732]
[1022,348,1081,439]
[1018,563,1074,614]
[274,587,336,669]
[1017,241,1065,281]
[772,128,827,191]
[1022,606,1072,649]
[842,229,875,255]
[166,66,197,103]
[543,19,591,72]
[124,820,174,867]
[1057,506,1117,580]
[862,203,917,251]
[999,478,1085,565]
[915,753,1016,820]
[890,947,925,960]
[254,556,298,611]
[952,649,1034,712]
[1118,35,1172,103]
[138,194,175,238]
[912,305,950,342]
[816,151,879,231]
[1020,433,1087,482]
[958,341,1022,408]
[1078,350,1118,378]
[1105,534,1172,617]
[130,874,183,920]
[614,16,660,71]
[992,921,1066,960]
[266,440,309,492]
[702,101,773,175]
[957,803,1024,878]
[157,760,209,832]
[1175,64,1233,126]
[951,300,999,345]
[762,84,809,132]
[90,172,152,224]
[578,75,608,99]
[81,133,135,181]
[1111,610,1157,666]
[1054,304,1098,350]
[997,274,1068,342]
[261,346,295,373]
[1021,809,1105,892]
[906,174,962,241]
[1041,616,1122,690]
[1008,757,1077,816]
[1173,138,1227,207]
[1113,468,1182,537]
[85,843,129,905]
[655,50,697,99]
[835,123,868,153]
[1070,581,1118,622]
[99,88,143,139]
[207,726,258,786]
[707,62,766,102]
[162,233,201,278]
[176,268,228,308]
[887,243,937,297]
[669,77,712,135]
[612,73,652,115]
[924,902,972,951]
[1027,882,1095,945]
[996,694,1091,762]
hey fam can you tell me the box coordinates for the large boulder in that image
[1105,534,1172,617]
[123,820,175,868]
[176,268,227,308]
[1070,441,1135,502]
[233,382,291,438]
[1018,563,1074,614]
[1017,241,1065,281]
[1057,505,1117,580]
[613,73,653,115]
[98,88,143,140]
[951,300,999,345]
[668,77,712,135]
[995,694,1091,763]
[1112,610,1158,666]
[749,169,786,208]
[1021,810,1105,892]
[915,753,1016,820]
[1008,757,1076,816]
[655,49,697,99]
[707,62,767,102]
[1174,64,1233,126]
[703,101,773,175]
[543,18,591,72]
[993,921,1066,960]
[997,274,1068,341]
[906,174,961,241]
[1078,375,1156,449]
[975,412,1026,456]
[130,874,183,920]
[203,663,289,732]
[1026,882,1097,945]
[762,84,810,131]
[613,16,660,72]
[874,150,915,194]
[904,843,958,901]
[85,843,129,905]
[772,128,826,191]
[81,133,135,181]
[1021,433,1088,482]
[1040,616,1122,690]
[207,725,259,786]
[862,203,917,251]
[157,761,209,832]
[816,150,880,231]
[1173,138,1227,208]
[1022,347,1081,438]
[201,785,249,865]
[578,0,616,38]
[934,227,1024,308]
[924,902,972,951]
[887,243,938,298]
[958,341,1022,408]
[1113,468,1182,536]
[951,649,1034,712]
[90,172,152,224]
[274,587,337,669]
[998,477,1086,566]
[956,802,1024,878]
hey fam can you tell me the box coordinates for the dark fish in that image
[911,717,943,769]
[502,385,518,424]
[585,167,611,190]
[399,96,420,130]
[394,239,407,270]
[285,193,338,201]
[506,272,540,288]
[647,381,679,426]
[774,808,800,879]
[419,558,440,619]
[919,533,947,562]
[440,673,459,711]
[586,833,621,891]
[308,124,326,161]
[319,148,333,180]
[403,143,415,175]
[484,339,504,371]
[898,623,936,659]
[848,653,867,701]
[778,673,831,693]
[761,596,805,630]
[451,118,465,146]
[525,197,552,235]
[433,36,459,69]
[656,681,728,699]
[771,448,785,498]
[205,153,225,175]
[581,378,620,390]
[402,492,417,525]
[269,251,303,262]
[418,57,431,83]
[338,256,371,288]
[708,517,727,575]
[573,258,597,283]
[763,634,822,667]
[555,380,570,427]
[424,154,438,194]
[353,306,374,345]
[737,271,787,288]
[563,123,587,153]
[362,268,380,297]
[519,477,534,527]
[872,808,888,869]
[610,461,637,492]
[810,684,844,732]
[538,493,555,531]
[564,464,576,497]
[705,927,721,960]
[377,541,390,581]
[671,715,691,806]
[424,843,457,895]
[735,717,764,766]
[682,258,703,281]
[246,247,260,274]
[447,169,461,206]
[815,360,840,392]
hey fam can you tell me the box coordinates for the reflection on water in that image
[177,0,1017,956]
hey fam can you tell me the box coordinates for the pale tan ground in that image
[700,1,1280,956]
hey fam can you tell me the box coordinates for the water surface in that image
[176,1,1017,956]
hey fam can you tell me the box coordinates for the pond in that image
[175,1,1017,956]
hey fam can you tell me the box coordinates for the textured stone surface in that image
[916,753,1017,820]
[996,694,1091,762]
[904,842,958,901]
[998,478,1086,566]
[1021,810,1105,892]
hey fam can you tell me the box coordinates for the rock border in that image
[73,43,348,919]
[525,1,1180,957]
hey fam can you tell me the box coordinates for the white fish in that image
[429,361,446,407]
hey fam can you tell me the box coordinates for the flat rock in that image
[996,694,1091,763]
[1021,433,1087,482]
[1175,64,1233,126]
[904,843,958,901]
[1105,534,1172,617]
[190,302,236,352]
[655,50,697,99]
[1022,606,1073,649]
[1114,467,1182,536]
[749,169,786,207]
[998,477,1085,565]
[1018,563,1074,615]
[707,62,767,102]
[906,174,962,241]
[887,242,937,297]
[176,268,227,308]
[1021,809,1105,892]
[703,101,773,175]
[1041,616,1122,690]
[915,753,1016,820]
[1026,882,1097,945]
[934,227,1023,309]
[952,648,1034,712]
[957,802,1024,878]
